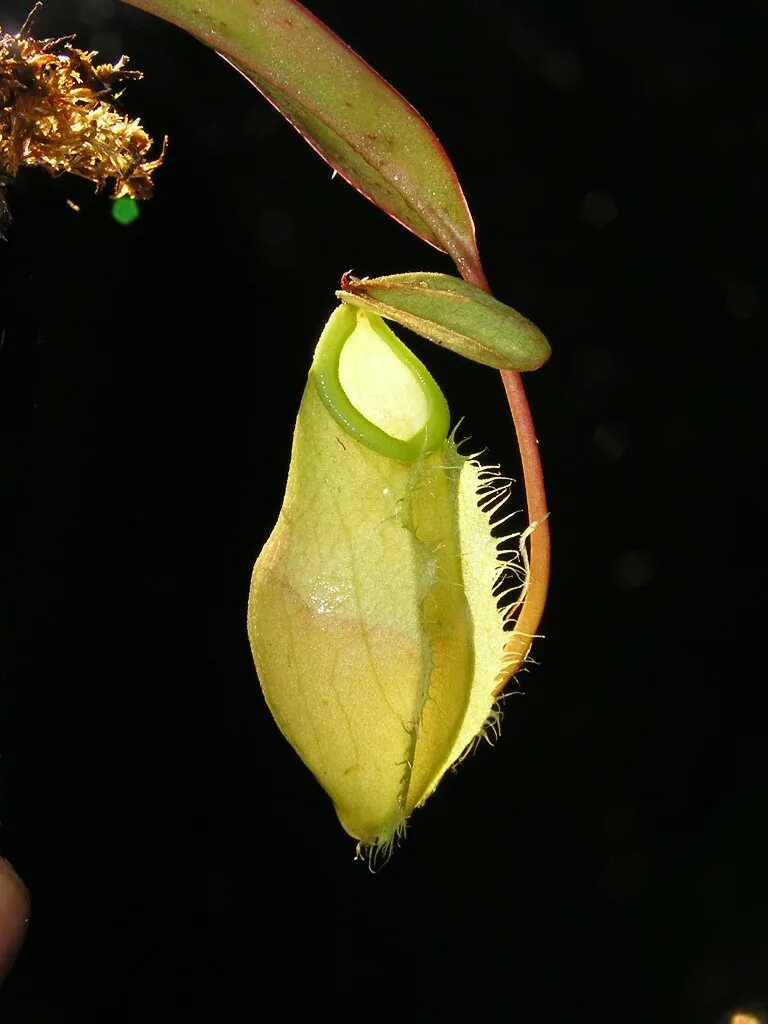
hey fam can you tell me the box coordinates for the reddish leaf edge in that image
[122,0,485,282]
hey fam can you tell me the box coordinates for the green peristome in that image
[247,305,510,853]
[121,0,482,276]
[313,305,450,461]
[338,272,551,371]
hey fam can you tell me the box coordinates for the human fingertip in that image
[0,857,30,985]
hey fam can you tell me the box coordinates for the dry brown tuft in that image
[0,4,165,231]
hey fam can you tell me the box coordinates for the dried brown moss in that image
[0,4,164,231]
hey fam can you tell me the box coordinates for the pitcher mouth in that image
[312,304,450,463]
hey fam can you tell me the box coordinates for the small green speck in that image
[111,197,140,226]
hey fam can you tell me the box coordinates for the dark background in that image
[1,0,766,1019]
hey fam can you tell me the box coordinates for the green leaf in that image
[121,0,483,278]
[337,272,551,371]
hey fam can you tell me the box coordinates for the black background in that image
[1,0,766,1019]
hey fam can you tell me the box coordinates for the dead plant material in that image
[0,4,165,232]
